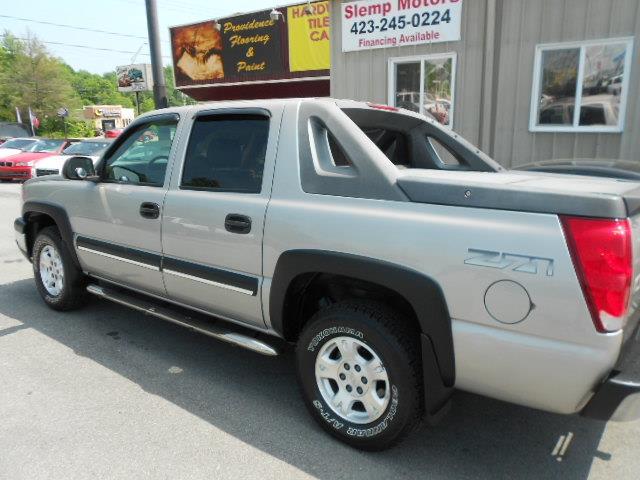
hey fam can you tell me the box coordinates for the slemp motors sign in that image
[341,0,462,52]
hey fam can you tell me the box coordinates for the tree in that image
[0,30,197,136]
[72,70,134,108]
[0,31,80,121]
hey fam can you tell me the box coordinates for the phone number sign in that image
[341,0,463,52]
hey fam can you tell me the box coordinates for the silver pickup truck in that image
[14,99,640,450]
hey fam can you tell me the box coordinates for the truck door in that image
[72,114,180,296]
[161,108,281,328]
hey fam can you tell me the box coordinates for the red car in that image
[104,129,123,138]
[0,139,72,182]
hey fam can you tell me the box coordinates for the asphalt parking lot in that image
[0,181,639,479]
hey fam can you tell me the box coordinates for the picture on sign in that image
[341,0,463,52]
[171,21,225,85]
[287,1,330,72]
[116,64,154,92]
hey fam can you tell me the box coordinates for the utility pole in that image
[144,0,168,109]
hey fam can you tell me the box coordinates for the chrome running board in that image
[87,284,281,356]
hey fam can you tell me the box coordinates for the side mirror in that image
[63,156,98,181]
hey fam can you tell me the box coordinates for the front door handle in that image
[225,214,251,234]
[140,202,160,219]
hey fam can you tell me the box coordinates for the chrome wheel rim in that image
[39,244,64,297]
[315,336,391,424]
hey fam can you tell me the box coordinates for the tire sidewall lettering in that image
[307,326,364,352]
[308,327,399,438]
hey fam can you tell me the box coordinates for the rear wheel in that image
[296,301,423,451]
[33,226,88,310]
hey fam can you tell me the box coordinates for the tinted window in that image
[426,137,461,166]
[182,115,269,193]
[28,140,66,152]
[327,132,351,167]
[0,139,36,150]
[104,119,177,186]
[64,141,111,156]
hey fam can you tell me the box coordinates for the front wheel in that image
[296,301,423,451]
[32,226,88,310]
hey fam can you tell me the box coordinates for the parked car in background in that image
[104,129,123,138]
[0,137,39,159]
[0,139,72,182]
[607,74,623,96]
[33,138,113,178]
[0,122,32,144]
[514,158,640,180]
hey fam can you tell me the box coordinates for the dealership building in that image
[330,0,640,167]
[172,0,639,167]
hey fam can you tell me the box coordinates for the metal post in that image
[63,118,67,140]
[135,91,141,115]
[144,0,168,109]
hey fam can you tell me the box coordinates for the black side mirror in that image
[63,156,98,181]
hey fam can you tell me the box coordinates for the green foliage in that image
[0,31,81,123]
[72,70,134,108]
[0,31,197,137]
[38,116,96,138]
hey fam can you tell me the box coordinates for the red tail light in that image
[561,216,633,333]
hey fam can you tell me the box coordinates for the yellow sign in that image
[287,1,330,73]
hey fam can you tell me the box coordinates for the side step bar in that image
[87,284,282,356]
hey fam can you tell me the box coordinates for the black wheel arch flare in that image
[270,249,455,418]
[22,201,81,268]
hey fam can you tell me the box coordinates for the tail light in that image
[561,216,633,333]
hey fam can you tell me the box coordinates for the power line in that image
[0,14,146,40]
[0,14,170,44]
[1,34,171,59]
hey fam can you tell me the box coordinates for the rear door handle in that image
[225,214,251,234]
[140,202,160,219]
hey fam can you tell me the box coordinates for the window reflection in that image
[579,43,627,126]
[537,48,579,126]
[424,58,453,127]
[395,62,421,113]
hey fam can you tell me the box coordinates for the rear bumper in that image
[581,326,640,421]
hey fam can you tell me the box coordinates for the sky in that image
[0,0,277,74]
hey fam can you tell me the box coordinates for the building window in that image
[388,53,456,128]
[530,37,634,133]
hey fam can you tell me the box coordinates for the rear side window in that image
[182,115,269,193]
[426,137,461,166]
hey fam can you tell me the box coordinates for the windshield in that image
[63,141,110,156]
[26,140,65,153]
[0,139,36,150]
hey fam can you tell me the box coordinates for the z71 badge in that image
[465,249,554,276]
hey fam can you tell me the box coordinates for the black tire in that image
[296,301,423,451]
[32,226,88,311]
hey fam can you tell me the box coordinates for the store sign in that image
[220,11,284,77]
[94,108,121,118]
[341,0,463,52]
[288,1,330,72]
[116,64,153,92]
[170,2,330,89]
